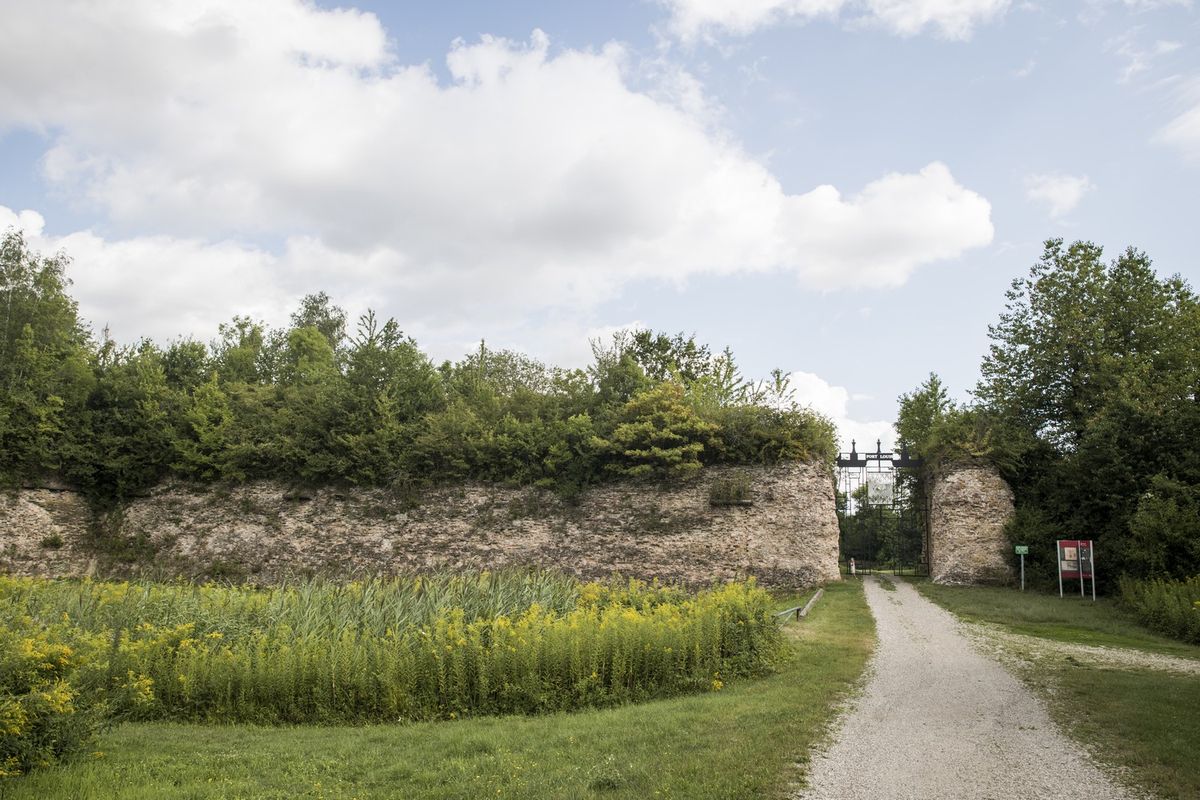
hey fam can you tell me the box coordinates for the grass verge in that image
[1047,666,1200,800]
[917,581,1200,800]
[3,581,873,800]
[914,582,1200,658]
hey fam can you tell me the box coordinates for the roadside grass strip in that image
[915,581,1200,658]
[2,581,874,800]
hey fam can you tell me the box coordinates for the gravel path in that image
[797,576,1134,800]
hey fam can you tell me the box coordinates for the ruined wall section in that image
[1,461,841,589]
[928,460,1015,585]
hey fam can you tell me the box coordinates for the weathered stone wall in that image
[1,462,841,588]
[0,487,96,578]
[928,461,1015,585]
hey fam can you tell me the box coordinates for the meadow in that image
[1,579,873,798]
[1,572,786,780]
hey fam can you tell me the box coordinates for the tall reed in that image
[1,573,782,726]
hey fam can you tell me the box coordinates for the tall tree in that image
[973,238,1200,583]
[0,231,93,483]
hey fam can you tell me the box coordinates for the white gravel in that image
[796,576,1136,800]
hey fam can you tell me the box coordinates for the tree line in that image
[897,239,1200,586]
[0,231,835,507]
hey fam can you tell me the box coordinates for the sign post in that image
[1056,539,1096,601]
[1014,545,1028,591]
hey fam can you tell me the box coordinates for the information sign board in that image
[1059,540,1093,578]
[1057,539,1096,600]
[1014,545,1029,555]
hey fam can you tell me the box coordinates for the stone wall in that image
[928,461,1015,585]
[1,461,841,589]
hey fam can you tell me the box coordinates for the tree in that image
[599,381,719,479]
[0,231,93,484]
[978,239,1199,451]
[895,373,950,459]
[627,329,713,383]
[290,292,347,353]
[172,374,240,481]
[973,239,1200,584]
[211,317,267,384]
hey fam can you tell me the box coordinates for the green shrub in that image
[600,382,719,480]
[709,472,753,506]
[1119,575,1200,644]
[710,404,836,466]
[0,621,106,779]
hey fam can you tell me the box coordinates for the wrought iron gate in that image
[836,439,927,576]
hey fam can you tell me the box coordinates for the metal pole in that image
[1057,540,1063,598]
[1020,553,1025,592]
[1091,541,1097,602]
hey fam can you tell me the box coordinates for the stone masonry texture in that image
[1,461,841,589]
[928,461,1015,585]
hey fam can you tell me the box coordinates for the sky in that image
[1,0,1198,451]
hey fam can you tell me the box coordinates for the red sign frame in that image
[1057,539,1097,600]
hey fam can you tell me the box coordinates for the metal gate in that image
[836,439,927,576]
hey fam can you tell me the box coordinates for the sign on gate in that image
[1057,539,1096,601]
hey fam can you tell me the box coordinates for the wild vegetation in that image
[0,573,782,778]
[0,231,834,508]
[896,239,1200,597]
[1,581,873,799]
[1118,575,1200,644]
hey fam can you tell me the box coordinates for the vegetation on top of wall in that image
[0,232,836,507]
[895,239,1200,590]
[709,472,754,506]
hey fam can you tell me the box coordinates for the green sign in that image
[1014,545,1029,555]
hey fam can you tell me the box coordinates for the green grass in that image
[1046,666,1200,800]
[3,581,874,800]
[917,581,1200,800]
[914,582,1200,658]
[875,576,896,592]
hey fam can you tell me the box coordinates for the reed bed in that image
[1,572,781,739]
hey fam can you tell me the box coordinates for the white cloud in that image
[0,207,47,237]
[1024,172,1095,218]
[0,2,992,346]
[1109,34,1182,83]
[1157,102,1200,157]
[660,0,1011,41]
[788,371,895,450]
[861,0,1011,39]
[662,0,848,41]
[2,206,292,342]
[1155,78,1200,159]
[1120,0,1192,10]
[1012,58,1037,78]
